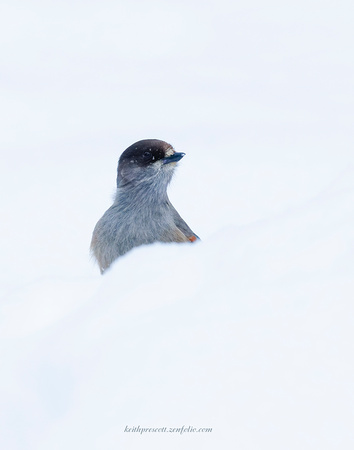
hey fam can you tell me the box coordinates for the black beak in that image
[162,152,185,165]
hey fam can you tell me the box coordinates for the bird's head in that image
[116,139,185,190]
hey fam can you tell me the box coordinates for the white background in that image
[1,1,353,448]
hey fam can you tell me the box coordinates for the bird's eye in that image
[142,151,153,162]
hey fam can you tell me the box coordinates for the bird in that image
[90,139,199,274]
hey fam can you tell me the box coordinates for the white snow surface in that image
[1,1,354,449]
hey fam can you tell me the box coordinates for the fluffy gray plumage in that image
[91,139,199,273]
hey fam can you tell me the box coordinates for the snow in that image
[1,1,354,449]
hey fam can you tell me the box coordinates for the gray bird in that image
[91,139,199,273]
